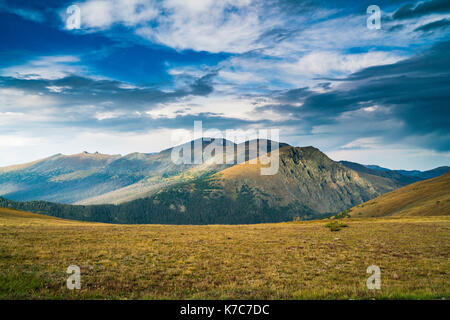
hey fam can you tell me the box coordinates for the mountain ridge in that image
[0,139,448,224]
[0,138,284,204]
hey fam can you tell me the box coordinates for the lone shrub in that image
[325,221,348,232]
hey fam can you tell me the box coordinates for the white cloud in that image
[94,111,124,120]
[284,51,403,77]
[46,86,72,93]
[145,93,288,122]
[340,137,382,150]
[136,0,272,53]
[1,55,82,80]
[76,0,158,29]
[68,0,280,53]
[0,88,59,111]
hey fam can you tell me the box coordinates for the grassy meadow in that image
[0,207,449,299]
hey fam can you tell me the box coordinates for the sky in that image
[0,0,449,170]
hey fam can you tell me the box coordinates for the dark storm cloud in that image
[275,87,313,103]
[387,24,405,32]
[266,41,450,151]
[414,18,450,32]
[189,72,217,96]
[393,0,450,20]
[0,71,218,112]
[314,82,333,91]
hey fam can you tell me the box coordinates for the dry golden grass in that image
[0,207,449,299]
[350,172,450,217]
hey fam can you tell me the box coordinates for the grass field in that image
[0,207,449,299]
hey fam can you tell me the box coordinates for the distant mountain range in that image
[362,163,450,181]
[338,161,450,186]
[0,139,448,224]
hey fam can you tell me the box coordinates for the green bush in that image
[325,221,348,232]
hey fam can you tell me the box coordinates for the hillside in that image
[348,172,450,217]
[213,146,387,214]
[1,206,449,299]
[0,152,129,203]
[0,207,64,222]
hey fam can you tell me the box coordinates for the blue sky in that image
[0,0,449,170]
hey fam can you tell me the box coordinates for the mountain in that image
[0,144,407,224]
[0,152,127,203]
[360,163,450,181]
[1,139,447,224]
[364,164,391,172]
[0,139,284,205]
[339,161,422,186]
[394,166,450,180]
[213,146,385,214]
[347,172,450,217]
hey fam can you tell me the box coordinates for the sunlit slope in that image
[214,145,392,214]
[77,139,286,205]
[349,172,450,217]
[0,207,84,226]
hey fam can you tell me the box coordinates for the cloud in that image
[0,68,226,139]
[0,0,48,22]
[75,0,158,29]
[4,7,45,22]
[340,137,383,150]
[263,41,450,152]
[137,0,279,53]
[283,51,403,77]
[2,0,450,170]
[414,18,450,32]
[1,56,83,80]
[69,0,281,53]
[0,69,278,148]
[393,0,450,20]
[0,68,218,109]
